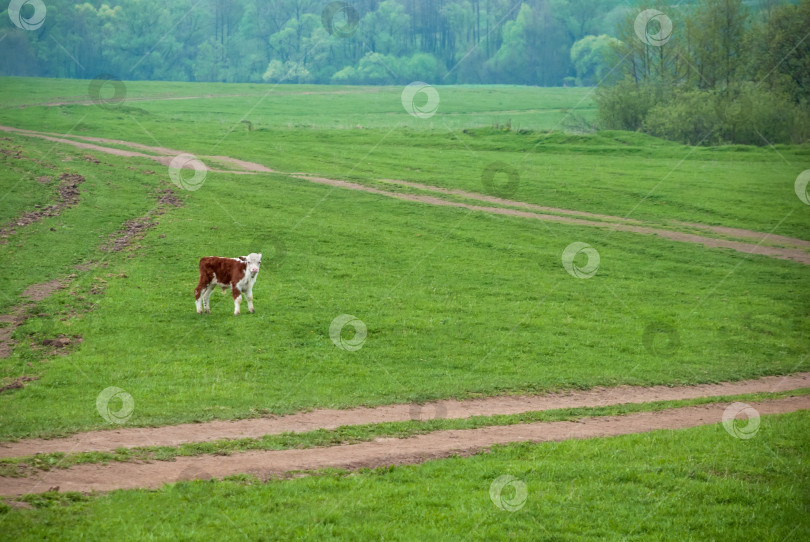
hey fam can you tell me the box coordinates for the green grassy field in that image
[0,78,808,539]
[1,78,806,238]
[0,78,808,441]
[2,410,807,540]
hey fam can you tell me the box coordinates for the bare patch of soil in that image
[0,173,85,243]
[0,373,806,458]
[0,313,25,359]
[21,279,64,302]
[0,376,39,394]
[101,187,184,253]
[41,335,81,349]
[0,396,806,496]
[0,279,64,358]
[101,216,156,253]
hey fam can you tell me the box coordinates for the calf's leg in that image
[246,286,255,314]
[232,287,242,316]
[203,283,215,313]
[194,281,207,314]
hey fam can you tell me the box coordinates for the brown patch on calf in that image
[195,257,247,305]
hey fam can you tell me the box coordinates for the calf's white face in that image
[246,252,262,276]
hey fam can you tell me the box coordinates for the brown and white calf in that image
[194,253,262,315]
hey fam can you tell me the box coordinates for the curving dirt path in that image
[0,396,806,497]
[1,373,807,458]
[0,126,274,174]
[294,175,810,265]
[2,125,808,264]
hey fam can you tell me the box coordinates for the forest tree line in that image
[2,0,808,144]
[1,0,686,85]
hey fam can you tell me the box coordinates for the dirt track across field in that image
[2,124,808,265]
[0,396,806,497]
[1,373,807,458]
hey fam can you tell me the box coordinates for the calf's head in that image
[245,252,262,276]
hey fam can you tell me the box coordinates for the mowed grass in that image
[2,411,808,540]
[1,78,807,238]
[0,132,807,439]
[0,76,594,130]
[0,78,807,440]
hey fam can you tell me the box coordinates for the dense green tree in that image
[597,0,810,144]
[570,34,621,86]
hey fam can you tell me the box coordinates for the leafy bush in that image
[640,85,810,146]
[595,80,665,132]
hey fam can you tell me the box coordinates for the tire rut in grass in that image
[0,173,84,243]
[2,125,808,263]
[1,373,807,458]
[0,396,806,497]
[0,279,66,359]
